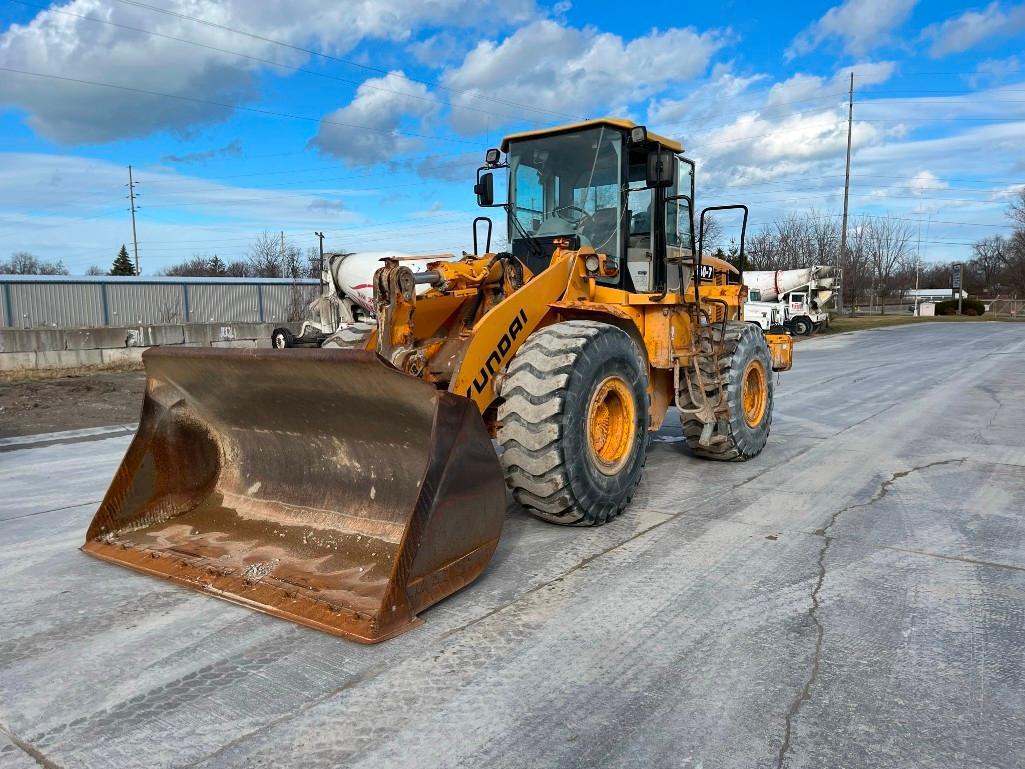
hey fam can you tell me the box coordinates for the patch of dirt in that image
[0,369,146,438]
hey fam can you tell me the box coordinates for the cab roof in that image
[500,118,683,154]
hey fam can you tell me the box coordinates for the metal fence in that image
[0,275,321,329]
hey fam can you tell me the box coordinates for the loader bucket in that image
[82,346,506,643]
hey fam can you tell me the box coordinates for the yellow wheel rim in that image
[586,376,636,475]
[741,359,768,429]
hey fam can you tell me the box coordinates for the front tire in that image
[497,321,649,526]
[679,321,773,461]
[790,317,812,336]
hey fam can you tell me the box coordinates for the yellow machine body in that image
[83,118,791,643]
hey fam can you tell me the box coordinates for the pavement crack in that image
[775,457,966,768]
[0,724,64,769]
[775,518,830,769]
[977,384,1005,430]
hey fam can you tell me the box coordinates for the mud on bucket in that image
[82,346,506,643]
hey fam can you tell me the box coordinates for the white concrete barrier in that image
[0,321,301,373]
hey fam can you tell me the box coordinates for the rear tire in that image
[679,321,772,461]
[497,321,649,526]
[271,327,295,348]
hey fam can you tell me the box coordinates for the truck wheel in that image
[791,317,812,336]
[679,321,772,461]
[271,327,295,348]
[498,321,649,526]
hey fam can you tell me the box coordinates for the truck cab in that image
[782,290,829,336]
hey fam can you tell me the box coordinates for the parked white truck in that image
[743,299,789,332]
[744,265,840,336]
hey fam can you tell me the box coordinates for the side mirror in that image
[474,172,494,206]
[646,150,676,188]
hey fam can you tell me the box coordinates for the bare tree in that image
[246,231,284,277]
[1002,230,1025,294]
[698,214,724,255]
[225,260,249,277]
[1,251,69,275]
[745,211,841,272]
[162,254,217,277]
[844,218,873,310]
[85,265,106,275]
[1010,187,1025,229]
[865,217,915,313]
[970,236,1007,293]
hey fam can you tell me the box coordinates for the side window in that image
[514,164,543,232]
[750,289,761,301]
[628,188,652,239]
[668,197,693,251]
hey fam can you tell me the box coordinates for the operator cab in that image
[475,119,696,294]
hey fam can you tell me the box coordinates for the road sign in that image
[951,263,964,313]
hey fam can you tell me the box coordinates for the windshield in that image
[507,127,623,263]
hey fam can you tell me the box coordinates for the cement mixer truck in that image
[272,251,444,349]
[743,265,840,336]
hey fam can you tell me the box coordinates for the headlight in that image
[584,255,600,274]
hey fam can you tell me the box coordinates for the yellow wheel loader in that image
[83,119,793,643]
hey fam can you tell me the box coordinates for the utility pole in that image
[280,230,288,277]
[126,165,140,275]
[315,231,325,291]
[914,222,922,316]
[839,72,854,315]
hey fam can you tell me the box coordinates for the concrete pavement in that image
[1,322,1024,768]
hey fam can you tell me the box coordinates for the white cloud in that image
[0,0,535,145]
[766,62,895,108]
[690,108,884,189]
[787,0,917,59]
[648,64,766,128]
[968,55,1021,87]
[441,19,725,135]
[906,171,948,196]
[923,2,1025,58]
[415,152,481,182]
[309,71,439,165]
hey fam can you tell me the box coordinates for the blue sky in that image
[0,0,1023,273]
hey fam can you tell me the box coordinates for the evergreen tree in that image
[110,244,135,276]
[208,255,226,276]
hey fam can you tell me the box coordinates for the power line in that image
[107,0,584,121]
[8,0,557,126]
[717,172,1025,188]
[146,156,478,196]
[0,66,483,148]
